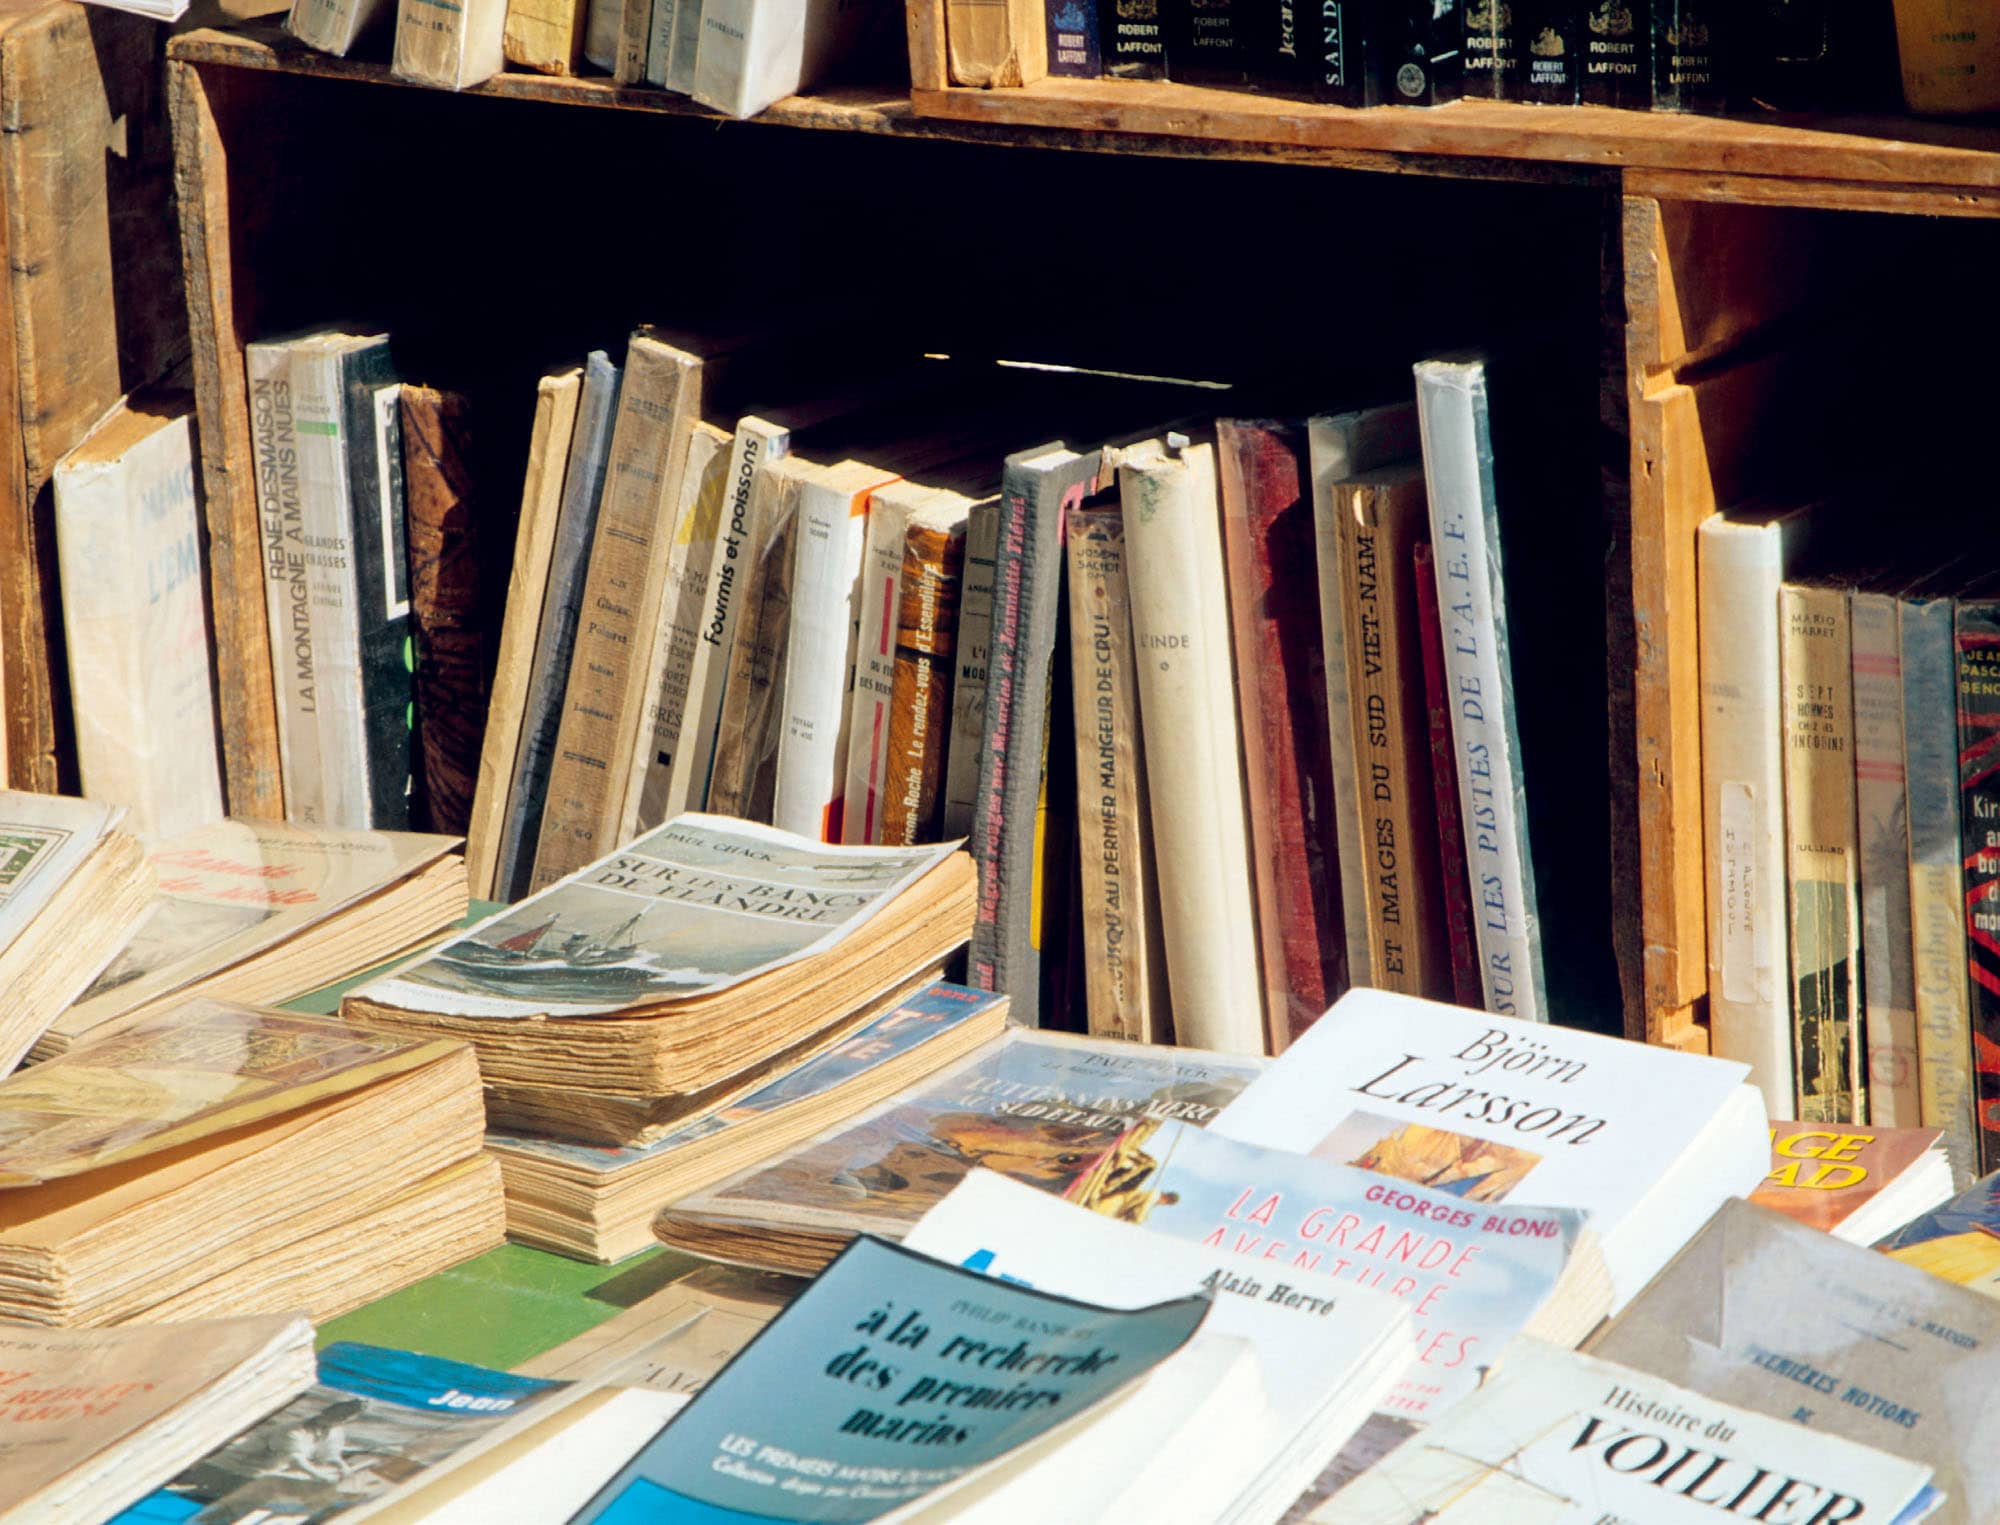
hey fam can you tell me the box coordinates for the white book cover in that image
[1698,505,1817,1117]
[391,0,508,88]
[52,408,225,840]
[690,0,885,117]
[771,463,895,840]
[1416,357,1547,1021]
[904,1170,1413,1525]
[1306,402,1420,990]
[1313,1338,1936,1525]
[1212,989,1767,1310]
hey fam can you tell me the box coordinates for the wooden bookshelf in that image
[168,21,1991,1057]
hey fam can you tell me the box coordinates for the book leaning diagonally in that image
[706,460,806,822]
[1416,357,1546,1020]
[533,333,704,890]
[1121,439,1264,1055]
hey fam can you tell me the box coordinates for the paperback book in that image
[1748,1120,1951,1244]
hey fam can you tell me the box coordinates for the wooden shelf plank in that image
[912,76,2000,198]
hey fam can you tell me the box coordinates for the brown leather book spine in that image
[1415,538,1484,1008]
[1218,418,1345,1051]
[878,517,965,846]
[400,386,485,835]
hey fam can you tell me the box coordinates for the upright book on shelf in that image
[1958,590,2000,1172]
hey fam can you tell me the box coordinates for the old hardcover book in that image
[967,444,1102,1027]
[1749,1119,1951,1243]
[944,0,1047,83]
[705,459,803,822]
[1903,587,1977,1185]
[0,1314,314,1525]
[582,0,621,65]
[1305,0,1375,100]
[401,386,487,835]
[843,480,936,844]
[939,494,999,840]
[1579,0,1647,104]
[1958,594,2000,1172]
[876,494,970,846]
[667,417,791,824]
[644,0,678,80]
[621,419,733,836]
[1046,0,1100,72]
[1163,0,1249,82]
[1892,0,2000,113]
[360,380,415,830]
[771,460,901,841]
[656,1028,1264,1274]
[1384,0,1464,101]
[1852,588,1921,1127]
[666,0,705,89]
[0,1002,494,1326]
[345,816,975,1141]
[1219,419,1343,1050]
[1336,466,1449,1002]
[1592,1197,2000,1524]
[1417,357,1547,1019]
[1462,0,1522,96]
[1414,540,1483,1008]
[289,0,397,54]
[466,366,582,898]
[1517,0,1582,101]
[494,351,620,902]
[1216,988,1768,1311]
[0,791,152,1074]
[1102,0,1167,75]
[40,819,464,1057]
[1121,440,1265,1056]
[504,0,590,69]
[612,0,650,79]
[1066,507,1170,1045]
[1307,402,1421,990]
[392,0,507,86]
[51,392,224,840]
[1652,0,1726,108]
[1698,503,1817,1117]
[532,332,705,890]
[1782,580,1863,1123]
[689,0,895,115]
[489,982,1009,1262]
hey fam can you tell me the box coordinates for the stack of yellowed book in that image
[342,815,977,1143]
[0,1001,501,1326]
[34,818,466,1060]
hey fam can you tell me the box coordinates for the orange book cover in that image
[1750,1121,1942,1234]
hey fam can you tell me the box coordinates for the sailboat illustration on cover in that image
[432,909,708,1003]
[1337,1423,1572,1523]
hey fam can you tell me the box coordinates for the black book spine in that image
[341,350,414,832]
[1518,0,1581,103]
[1047,0,1103,75]
[1579,0,1646,106]
[1309,0,1379,104]
[1102,0,1168,76]
[1164,0,1251,83]
[1384,0,1464,104]
[1956,600,2000,1172]
[1652,0,1726,111]
[1462,0,1522,99]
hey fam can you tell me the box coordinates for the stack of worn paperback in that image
[342,813,976,1144]
[0,1001,500,1325]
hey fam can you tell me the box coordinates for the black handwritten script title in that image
[1352,1028,1607,1146]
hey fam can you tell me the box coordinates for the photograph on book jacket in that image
[360,815,954,1018]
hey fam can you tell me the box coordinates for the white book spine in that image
[841,491,920,844]
[771,474,875,839]
[692,0,850,117]
[392,0,508,87]
[644,0,679,81]
[669,419,789,813]
[1120,442,1264,1055]
[939,495,998,842]
[1417,358,1547,1022]
[582,0,622,66]
[1306,403,1420,990]
[287,0,396,54]
[291,348,369,830]
[1696,514,1800,1113]
[53,417,225,839]
[247,343,325,827]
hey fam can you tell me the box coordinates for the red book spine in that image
[1415,539,1484,1009]
[1218,419,1346,1051]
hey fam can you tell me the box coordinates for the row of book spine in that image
[1701,508,2000,1187]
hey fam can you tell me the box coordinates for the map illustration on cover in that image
[360,815,955,1019]
[691,1031,1265,1241]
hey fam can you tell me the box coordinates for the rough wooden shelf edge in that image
[911,76,2000,195]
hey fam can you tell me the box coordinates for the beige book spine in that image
[1119,442,1264,1055]
[944,0,1046,85]
[289,0,396,54]
[465,369,581,899]
[1782,582,1864,1123]
[705,471,802,821]
[1066,509,1171,1044]
[877,514,965,846]
[392,0,508,87]
[1892,0,2000,113]
[619,420,731,837]
[531,335,702,890]
[1339,470,1449,1000]
[841,487,924,844]
[503,0,588,71]
[613,0,652,81]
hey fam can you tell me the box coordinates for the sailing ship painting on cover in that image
[361,815,955,1018]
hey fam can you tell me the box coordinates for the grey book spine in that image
[493,351,622,901]
[1901,592,1977,1185]
[1851,590,1919,1128]
[341,352,412,830]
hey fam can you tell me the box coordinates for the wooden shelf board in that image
[911,76,2000,200]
